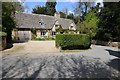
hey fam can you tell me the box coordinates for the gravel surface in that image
[2,41,59,54]
[1,41,120,79]
[2,53,120,79]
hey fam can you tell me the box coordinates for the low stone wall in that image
[0,36,6,51]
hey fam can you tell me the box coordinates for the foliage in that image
[32,0,57,16]
[13,2,24,12]
[78,10,99,38]
[56,25,63,33]
[32,38,55,41]
[118,43,120,48]
[31,28,36,34]
[59,11,66,18]
[56,26,70,34]
[31,28,36,39]
[0,32,6,37]
[32,6,46,15]
[74,16,80,24]
[74,2,91,21]
[96,2,120,41]
[67,13,74,20]
[91,40,109,46]
[2,2,24,43]
[0,25,2,31]
[45,0,57,16]
[56,34,91,50]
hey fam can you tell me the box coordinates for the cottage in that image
[12,12,77,41]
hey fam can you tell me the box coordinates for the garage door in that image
[18,31,31,41]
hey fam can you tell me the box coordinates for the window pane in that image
[52,32,56,36]
[41,32,46,36]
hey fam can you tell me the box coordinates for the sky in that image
[23,0,103,14]
[24,2,77,14]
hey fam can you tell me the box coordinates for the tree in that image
[13,2,24,12]
[96,2,120,41]
[56,25,64,33]
[61,7,68,18]
[45,0,57,16]
[74,16,80,24]
[74,2,91,22]
[81,11,99,38]
[78,8,100,38]
[32,0,57,16]
[67,13,74,20]
[59,11,66,18]
[32,6,46,14]
[2,2,24,43]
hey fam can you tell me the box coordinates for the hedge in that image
[56,34,91,50]
[119,42,120,49]
[0,32,6,37]
[32,38,55,41]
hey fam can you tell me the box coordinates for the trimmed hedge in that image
[56,34,91,50]
[32,38,55,41]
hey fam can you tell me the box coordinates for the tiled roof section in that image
[15,12,76,29]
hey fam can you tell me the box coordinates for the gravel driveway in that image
[2,41,59,55]
[1,41,120,79]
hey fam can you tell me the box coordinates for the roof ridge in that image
[16,12,73,21]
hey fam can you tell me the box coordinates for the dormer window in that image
[55,20,59,27]
[69,23,75,30]
[55,25,59,27]
[71,26,73,28]
[39,19,45,27]
[39,22,44,26]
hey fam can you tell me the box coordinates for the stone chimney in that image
[54,12,60,18]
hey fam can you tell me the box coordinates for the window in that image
[41,32,46,36]
[69,26,74,30]
[39,19,45,27]
[39,22,43,25]
[55,25,58,27]
[52,32,56,36]
[71,26,73,28]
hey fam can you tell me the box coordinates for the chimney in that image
[54,12,60,18]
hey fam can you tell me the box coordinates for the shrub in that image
[118,42,120,49]
[94,40,109,46]
[56,34,91,50]
[0,32,6,37]
[32,38,55,41]
[91,40,96,44]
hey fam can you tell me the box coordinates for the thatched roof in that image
[15,12,76,29]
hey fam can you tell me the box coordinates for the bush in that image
[0,32,6,37]
[118,43,120,49]
[91,40,96,44]
[56,34,91,50]
[93,40,109,46]
[32,38,55,41]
